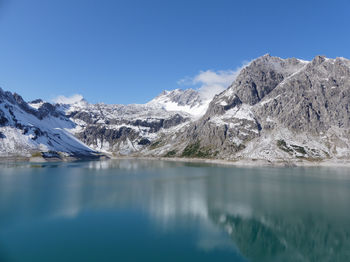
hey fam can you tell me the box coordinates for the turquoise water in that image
[0,160,350,262]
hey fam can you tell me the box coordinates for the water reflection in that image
[1,160,350,261]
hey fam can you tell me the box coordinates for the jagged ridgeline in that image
[1,54,350,162]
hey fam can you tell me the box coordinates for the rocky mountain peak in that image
[205,55,308,117]
[29,99,44,104]
[161,54,350,162]
[311,55,326,66]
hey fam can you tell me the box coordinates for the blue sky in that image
[0,0,349,104]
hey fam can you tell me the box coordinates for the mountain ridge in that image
[1,54,350,164]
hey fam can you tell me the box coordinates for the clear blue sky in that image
[0,0,349,104]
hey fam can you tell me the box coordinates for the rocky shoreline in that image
[1,154,350,168]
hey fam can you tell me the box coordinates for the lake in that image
[0,159,350,262]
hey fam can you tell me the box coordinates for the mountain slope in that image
[153,55,350,162]
[2,54,350,163]
[52,89,208,154]
[0,88,97,159]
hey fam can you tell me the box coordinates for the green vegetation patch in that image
[277,140,309,157]
[290,145,306,154]
[277,139,293,153]
[165,150,177,157]
[31,151,43,158]
[181,141,200,157]
[150,140,162,150]
[181,141,214,158]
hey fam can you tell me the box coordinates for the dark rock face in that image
[69,111,96,124]
[37,103,62,119]
[72,114,189,151]
[138,138,151,145]
[29,99,43,104]
[0,110,8,126]
[163,114,188,128]
[76,125,139,148]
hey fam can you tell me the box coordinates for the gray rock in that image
[162,55,350,161]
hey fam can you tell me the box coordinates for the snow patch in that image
[224,104,255,121]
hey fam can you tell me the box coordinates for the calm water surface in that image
[0,160,350,262]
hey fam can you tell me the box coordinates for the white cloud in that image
[53,94,84,104]
[178,61,250,100]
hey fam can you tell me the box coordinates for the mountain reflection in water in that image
[0,160,350,262]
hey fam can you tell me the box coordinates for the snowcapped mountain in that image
[2,54,350,164]
[147,88,210,117]
[46,89,208,155]
[0,87,207,160]
[0,88,97,160]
